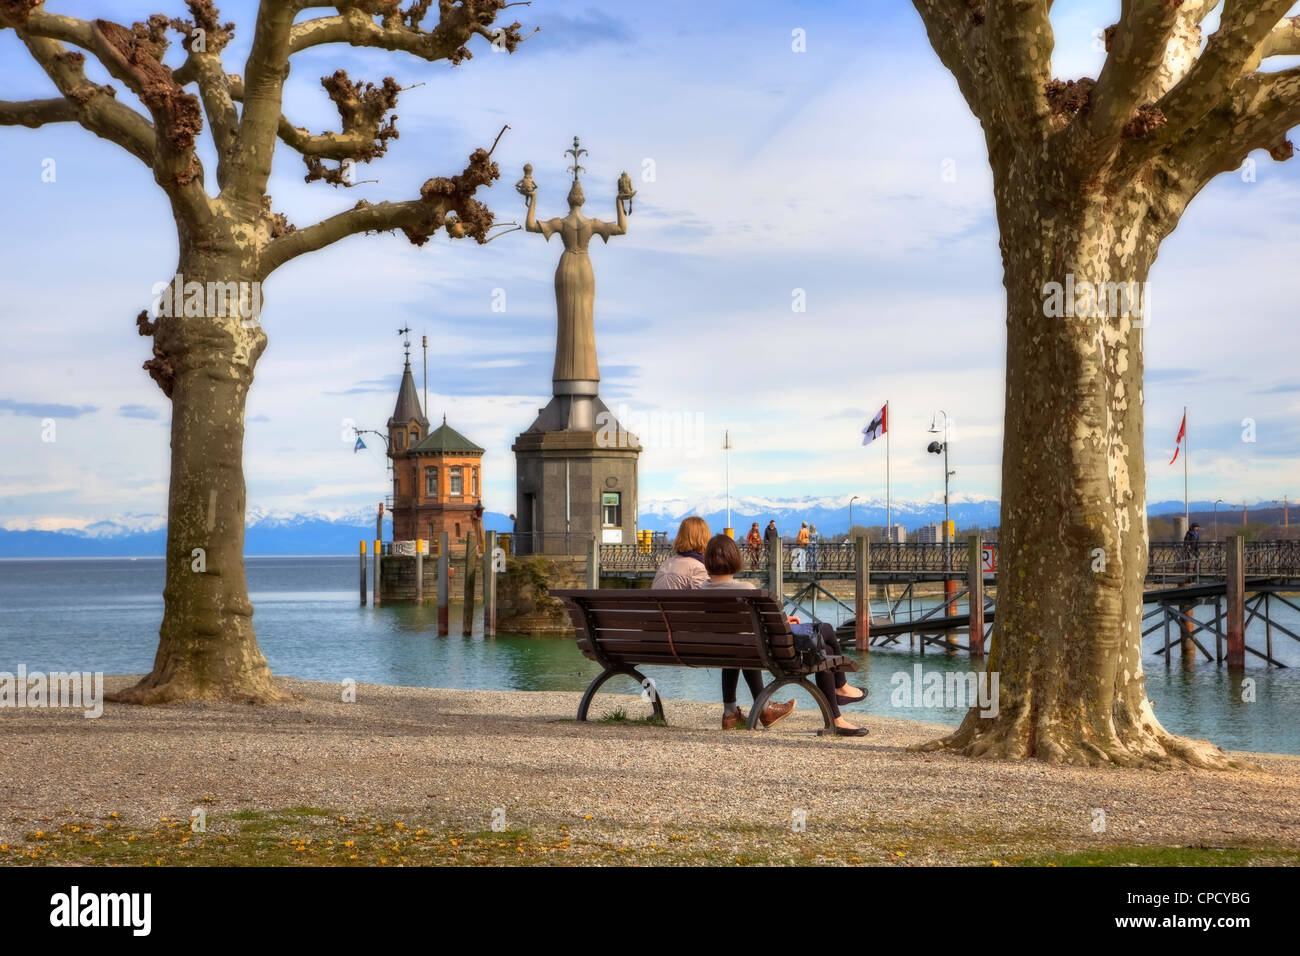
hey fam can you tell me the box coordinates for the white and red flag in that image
[1169,412,1186,465]
[862,404,887,446]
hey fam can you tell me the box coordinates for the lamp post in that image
[722,430,733,537]
[1213,498,1223,540]
[849,495,859,540]
[927,410,955,562]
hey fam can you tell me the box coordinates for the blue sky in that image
[1,0,1298,531]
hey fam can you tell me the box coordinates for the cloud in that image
[118,404,160,420]
[529,9,633,50]
[0,399,97,418]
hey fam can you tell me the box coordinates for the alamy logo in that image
[890,664,999,718]
[0,665,102,718]
[49,886,151,936]
[151,273,262,328]
[1041,274,1150,325]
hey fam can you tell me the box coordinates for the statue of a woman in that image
[524,171,628,393]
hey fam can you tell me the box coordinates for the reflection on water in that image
[1,556,1297,755]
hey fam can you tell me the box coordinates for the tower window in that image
[472,467,479,496]
[602,492,621,528]
[450,467,463,496]
[410,429,418,446]
[425,467,438,496]
[394,476,401,498]
[394,431,404,451]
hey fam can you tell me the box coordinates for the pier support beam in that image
[854,534,869,652]
[1226,535,1245,670]
[437,531,449,636]
[359,540,367,606]
[463,534,477,636]
[483,531,498,637]
[415,539,424,604]
[968,535,985,657]
[374,507,383,607]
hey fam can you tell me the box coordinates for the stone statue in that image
[523,137,630,398]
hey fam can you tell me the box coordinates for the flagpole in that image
[885,400,891,541]
[1183,405,1189,528]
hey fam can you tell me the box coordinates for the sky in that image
[1,0,1298,532]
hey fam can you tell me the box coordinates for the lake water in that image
[1,556,1297,755]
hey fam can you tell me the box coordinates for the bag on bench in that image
[790,621,827,668]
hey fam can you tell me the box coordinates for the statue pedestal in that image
[512,396,639,557]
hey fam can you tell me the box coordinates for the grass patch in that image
[2,811,1296,867]
[598,707,666,727]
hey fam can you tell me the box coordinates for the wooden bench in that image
[552,588,859,731]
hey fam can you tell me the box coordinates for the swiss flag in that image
[1169,412,1186,465]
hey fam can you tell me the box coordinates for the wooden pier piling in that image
[374,507,383,607]
[967,535,985,657]
[463,534,477,636]
[415,538,424,604]
[437,531,449,636]
[854,535,869,652]
[1226,535,1245,669]
[483,531,498,637]
[359,540,367,606]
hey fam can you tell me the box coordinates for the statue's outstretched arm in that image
[591,196,627,243]
[524,196,561,240]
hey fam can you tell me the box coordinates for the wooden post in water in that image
[944,577,960,651]
[854,534,869,652]
[437,531,449,636]
[1179,582,1196,663]
[1226,535,1245,669]
[483,531,498,637]
[415,538,424,604]
[586,535,600,589]
[767,532,784,601]
[373,505,383,607]
[463,534,477,636]
[359,539,367,606]
[967,535,985,657]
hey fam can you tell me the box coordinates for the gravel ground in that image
[2,675,1298,862]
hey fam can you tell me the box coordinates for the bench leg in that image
[746,676,833,731]
[577,665,667,723]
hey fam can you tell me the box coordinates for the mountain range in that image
[0,497,1262,557]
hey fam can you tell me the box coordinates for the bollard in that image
[415,538,424,604]
[586,535,599,589]
[854,534,869,652]
[967,535,984,657]
[359,540,367,606]
[1226,535,1245,669]
[483,531,498,637]
[373,539,382,607]
[437,531,449,636]
[463,534,477,637]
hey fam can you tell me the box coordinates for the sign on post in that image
[981,545,996,574]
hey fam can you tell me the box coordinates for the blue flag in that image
[353,436,366,453]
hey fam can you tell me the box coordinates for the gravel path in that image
[2,676,1297,862]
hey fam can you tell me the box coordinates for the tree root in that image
[107,671,291,706]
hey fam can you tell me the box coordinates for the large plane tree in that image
[0,0,525,703]
[912,0,1300,765]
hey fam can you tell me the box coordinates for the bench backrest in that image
[551,589,797,672]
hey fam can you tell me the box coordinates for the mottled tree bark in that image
[910,0,1300,765]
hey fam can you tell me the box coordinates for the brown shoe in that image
[759,699,796,728]
[721,708,747,730]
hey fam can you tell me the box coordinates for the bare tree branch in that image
[985,0,1053,139]
[260,138,501,275]
[0,94,78,126]
[1261,15,1300,57]
[1088,1,1187,145]
[289,1,530,61]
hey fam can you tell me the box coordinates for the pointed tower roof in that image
[388,361,428,428]
[412,415,485,455]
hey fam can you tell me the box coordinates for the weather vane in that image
[565,135,587,181]
[397,325,411,363]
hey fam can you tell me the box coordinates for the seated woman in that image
[700,534,868,737]
[653,517,794,730]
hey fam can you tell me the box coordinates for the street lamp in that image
[1213,498,1223,540]
[849,495,859,539]
[927,410,955,550]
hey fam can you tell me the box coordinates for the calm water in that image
[1,557,1298,754]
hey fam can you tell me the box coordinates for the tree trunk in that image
[110,253,287,704]
[920,177,1227,767]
